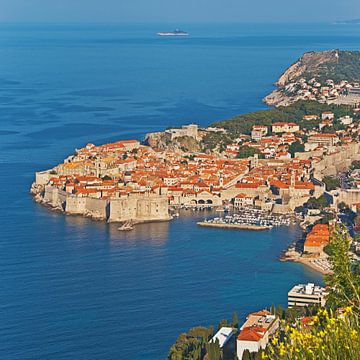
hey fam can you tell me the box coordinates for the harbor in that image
[197,208,296,231]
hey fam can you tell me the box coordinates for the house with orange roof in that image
[304,223,330,254]
[272,122,300,133]
[236,310,279,359]
[303,115,319,121]
[234,193,254,208]
[251,125,268,141]
[307,133,339,147]
[321,111,334,120]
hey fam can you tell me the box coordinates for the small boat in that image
[118,221,134,231]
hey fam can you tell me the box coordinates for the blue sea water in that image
[0,23,359,359]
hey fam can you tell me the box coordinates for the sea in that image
[0,22,359,360]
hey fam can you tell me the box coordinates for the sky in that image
[0,0,359,23]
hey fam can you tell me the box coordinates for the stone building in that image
[165,124,199,140]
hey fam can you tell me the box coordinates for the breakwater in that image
[197,221,270,231]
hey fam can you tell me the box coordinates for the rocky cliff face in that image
[144,132,202,152]
[263,50,347,107]
[276,50,338,87]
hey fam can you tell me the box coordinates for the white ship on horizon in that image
[157,29,189,37]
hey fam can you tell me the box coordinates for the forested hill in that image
[212,101,353,135]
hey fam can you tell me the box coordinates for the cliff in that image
[144,131,203,152]
[263,50,360,106]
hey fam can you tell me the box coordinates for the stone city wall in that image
[109,194,170,223]
[41,186,169,222]
[313,143,360,179]
[336,189,360,207]
[35,170,52,185]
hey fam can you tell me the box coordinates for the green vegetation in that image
[232,312,239,329]
[201,132,233,152]
[351,160,360,170]
[266,307,359,359]
[237,146,262,159]
[242,349,264,360]
[266,225,360,359]
[288,141,304,157]
[324,227,360,311]
[322,176,341,191]
[305,194,329,209]
[212,101,353,136]
[167,326,214,360]
[205,339,221,360]
[101,175,112,181]
[312,50,360,83]
[168,227,360,360]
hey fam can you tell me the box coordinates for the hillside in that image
[212,100,353,135]
[263,50,360,106]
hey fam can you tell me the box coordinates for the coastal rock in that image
[30,182,45,195]
[144,131,201,152]
[262,89,294,107]
[276,50,338,87]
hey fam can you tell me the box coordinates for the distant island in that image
[263,50,360,107]
[335,19,360,24]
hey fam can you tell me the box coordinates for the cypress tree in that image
[232,311,239,329]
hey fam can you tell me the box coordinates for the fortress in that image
[32,183,170,223]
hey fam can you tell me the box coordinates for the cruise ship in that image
[157,29,189,37]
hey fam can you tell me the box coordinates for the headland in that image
[263,50,360,107]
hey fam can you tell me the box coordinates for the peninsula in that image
[31,100,360,228]
[31,51,360,235]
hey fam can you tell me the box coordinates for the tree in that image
[338,201,349,211]
[288,141,305,157]
[213,100,353,136]
[167,326,213,360]
[325,226,360,312]
[205,339,221,360]
[232,312,239,329]
[218,319,229,331]
[270,304,276,315]
[322,176,340,191]
[275,304,284,319]
[202,132,233,152]
[237,146,261,159]
[306,194,329,209]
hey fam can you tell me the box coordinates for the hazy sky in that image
[0,0,358,23]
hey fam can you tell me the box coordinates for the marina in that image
[198,208,296,231]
